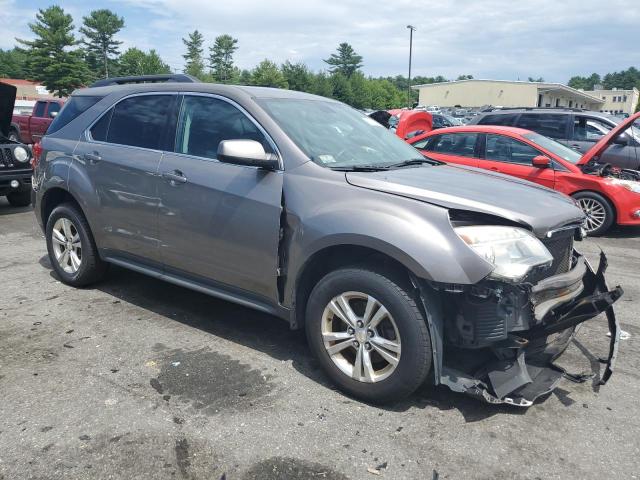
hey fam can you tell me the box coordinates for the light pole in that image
[406,25,416,108]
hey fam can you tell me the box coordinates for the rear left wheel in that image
[46,203,107,287]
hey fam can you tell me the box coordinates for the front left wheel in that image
[46,203,107,287]
[305,268,433,403]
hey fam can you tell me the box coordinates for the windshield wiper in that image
[385,158,441,169]
[329,165,390,172]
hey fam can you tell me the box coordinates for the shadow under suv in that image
[32,75,623,406]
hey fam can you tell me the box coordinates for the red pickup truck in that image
[9,99,65,144]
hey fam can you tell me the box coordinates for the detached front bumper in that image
[423,251,623,407]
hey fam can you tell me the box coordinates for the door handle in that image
[490,167,500,172]
[162,170,187,185]
[84,152,102,164]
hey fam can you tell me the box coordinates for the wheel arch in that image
[41,187,84,227]
[291,243,422,331]
[570,189,617,223]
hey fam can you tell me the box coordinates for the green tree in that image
[118,48,171,76]
[311,72,334,98]
[330,72,353,104]
[348,71,369,109]
[238,68,252,85]
[16,6,89,97]
[281,61,313,91]
[456,74,474,80]
[324,43,363,77]
[251,60,287,88]
[0,48,28,78]
[80,9,124,79]
[208,34,238,83]
[182,30,205,79]
[527,76,545,82]
[568,73,601,90]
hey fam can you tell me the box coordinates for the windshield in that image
[523,132,583,164]
[258,98,424,168]
[612,116,640,143]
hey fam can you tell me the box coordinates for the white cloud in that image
[8,0,640,81]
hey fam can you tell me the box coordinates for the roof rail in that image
[89,74,200,88]
[487,106,586,112]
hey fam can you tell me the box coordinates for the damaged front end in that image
[416,228,623,407]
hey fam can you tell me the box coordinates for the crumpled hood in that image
[346,164,584,237]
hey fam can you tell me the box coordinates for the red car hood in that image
[578,111,640,165]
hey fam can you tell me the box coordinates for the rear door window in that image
[175,95,272,160]
[425,133,478,157]
[516,113,568,140]
[107,95,173,150]
[485,134,542,165]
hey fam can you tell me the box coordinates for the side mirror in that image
[217,140,279,170]
[613,133,630,146]
[532,155,551,168]
[49,111,58,118]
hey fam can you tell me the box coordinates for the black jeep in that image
[0,82,32,207]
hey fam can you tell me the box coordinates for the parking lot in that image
[1,197,639,480]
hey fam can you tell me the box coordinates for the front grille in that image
[0,147,15,167]
[527,232,574,284]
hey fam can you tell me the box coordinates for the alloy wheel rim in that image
[577,198,606,233]
[52,218,82,274]
[321,291,401,383]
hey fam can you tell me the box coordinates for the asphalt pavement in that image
[1,197,639,480]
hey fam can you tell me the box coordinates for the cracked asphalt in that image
[1,196,639,480]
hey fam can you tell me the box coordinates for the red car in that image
[407,112,640,235]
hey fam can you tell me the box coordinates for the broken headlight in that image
[455,226,553,282]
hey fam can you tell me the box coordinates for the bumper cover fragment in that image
[436,251,622,407]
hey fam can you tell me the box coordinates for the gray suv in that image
[471,108,640,169]
[32,76,622,406]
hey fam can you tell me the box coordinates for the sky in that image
[2,0,639,83]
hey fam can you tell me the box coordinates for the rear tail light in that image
[31,141,43,169]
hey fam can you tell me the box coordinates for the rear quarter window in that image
[47,96,102,135]
[515,113,568,140]
[477,114,517,126]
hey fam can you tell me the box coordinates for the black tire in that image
[305,268,432,403]
[45,203,107,287]
[6,190,31,207]
[572,191,614,236]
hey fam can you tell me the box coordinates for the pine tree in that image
[0,48,28,78]
[119,48,171,76]
[281,61,313,92]
[323,43,363,77]
[208,34,238,83]
[16,6,89,97]
[182,30,205,79]
[251,60,288,88]
[80,9,124,79]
